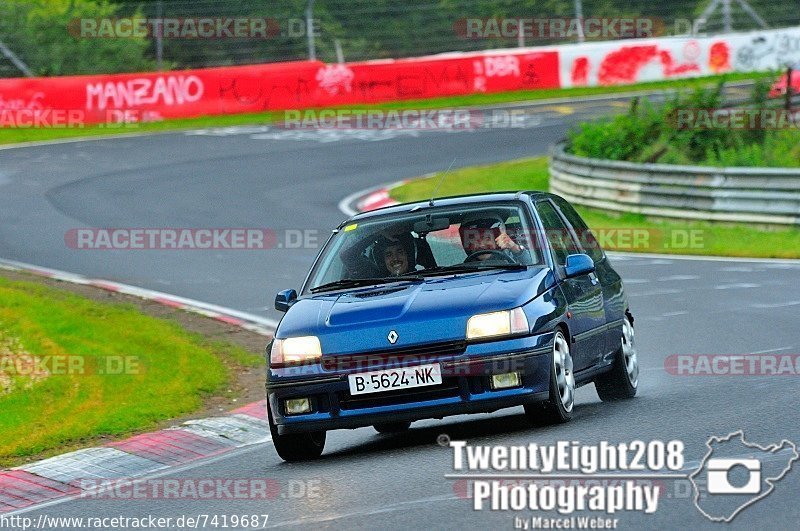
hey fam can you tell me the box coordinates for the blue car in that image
[266,192,639,461]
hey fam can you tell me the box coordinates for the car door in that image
[535,199,607,372]
[551,196,625,362]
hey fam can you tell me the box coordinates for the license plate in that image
[348,364,442,396]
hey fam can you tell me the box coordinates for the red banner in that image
[316,51,560,105]
[0,50,560,127]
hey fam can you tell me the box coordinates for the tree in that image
[0,0,155,77]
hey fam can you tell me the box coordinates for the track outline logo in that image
[689,430,798,522]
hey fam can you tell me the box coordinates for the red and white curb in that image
[338,178,412,217]
[0,258,278,514]
[355,187,400,213]
[0,402,269,514]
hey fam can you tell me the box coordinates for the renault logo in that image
[387,330,398,344]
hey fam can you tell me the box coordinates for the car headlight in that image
[270,336,322,366]
[467,308,529,340]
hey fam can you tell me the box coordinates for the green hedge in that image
[566,78,800,168]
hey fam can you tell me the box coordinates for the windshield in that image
[304,202,542,294]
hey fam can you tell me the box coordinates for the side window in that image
[535,201,578,267]
[552,197,605,263]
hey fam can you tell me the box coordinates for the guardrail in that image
[549,143,800,226]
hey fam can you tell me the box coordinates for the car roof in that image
[345,191,558,225]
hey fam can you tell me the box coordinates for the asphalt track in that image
[1,94,799,530]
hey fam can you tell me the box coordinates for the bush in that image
[566,77,800,168]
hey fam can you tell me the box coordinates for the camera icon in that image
[707,458,761,495]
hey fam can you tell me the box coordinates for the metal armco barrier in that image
[549,143,800,226]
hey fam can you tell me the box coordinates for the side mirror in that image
[275,289,297,312]
[564,254,595,278]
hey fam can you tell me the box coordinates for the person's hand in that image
[495,232,522,253]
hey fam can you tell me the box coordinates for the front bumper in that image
[267,332,553,435]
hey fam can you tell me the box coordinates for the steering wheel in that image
[464,249,517,263]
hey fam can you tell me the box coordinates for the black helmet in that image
[371,233,415,273]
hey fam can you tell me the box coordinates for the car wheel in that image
[524,329,574,425]
[267,405,326,462]
[595,317,639,401]
[373,421,412,434]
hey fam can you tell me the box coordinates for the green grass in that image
[0,110,286,145]
[392,157,550,204]
[389,157,800,259]
[0,71,770,146]
[0,276,262,465]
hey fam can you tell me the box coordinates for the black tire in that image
[373,421,412,434]
[268,405,326,462]
[524,329,574,426]
[595,317,639,401]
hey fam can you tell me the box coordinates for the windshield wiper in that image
[470,263,529,271]
[403,263,528,278]
[310,276,423,294]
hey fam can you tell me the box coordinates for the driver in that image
[458,215,526,262]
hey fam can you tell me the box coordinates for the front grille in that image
[323,340,467,371]
[337,377,462,410]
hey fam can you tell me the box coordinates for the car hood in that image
[277,267,555,356]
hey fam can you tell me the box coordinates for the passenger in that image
[341,231,416,278]
[372,233,416,276]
